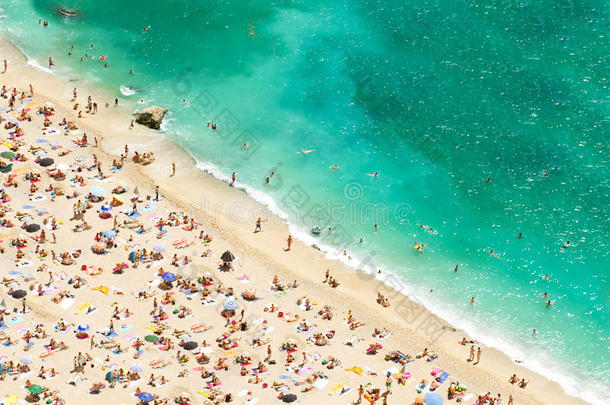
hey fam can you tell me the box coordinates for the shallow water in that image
[1,0,608,402]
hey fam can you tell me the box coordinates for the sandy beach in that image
[0,36,587,405]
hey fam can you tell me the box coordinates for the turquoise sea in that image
[1,0,608,402]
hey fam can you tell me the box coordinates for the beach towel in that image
[328,383,344,395]
[345,366,363,376]
[438,371,450,383]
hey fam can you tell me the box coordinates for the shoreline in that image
[0,34,590,404]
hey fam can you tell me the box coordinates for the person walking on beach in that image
[29,84,33,97]
[475,346,481,364]
[508,394,513,405]
[231,172,236,186]
[3,59,7,73]
[357,384,364,403]
[469,345,475,362]
[114,98,118,107]
[155,186,159,201]
[286,235,293,251]
[73,88,77,100]
[48,57,54,68]
[255,217,264,233]
[171,162,176,177]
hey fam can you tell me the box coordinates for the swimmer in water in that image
[330,164,339,170]
[517,233,523,238]
[543,274,549,281]
[143,26,151,32]
[298,148,316,155]
[454,265,459,272]
[486,177,491,183]
[366,172,378,177]
[489,249,500,259]
[129,69,134,74]
[562,241,571,249]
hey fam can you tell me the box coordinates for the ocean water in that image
[1,0,608,402]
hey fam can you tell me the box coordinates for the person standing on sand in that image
[475,347,481,364]
[469,345,475,362]
[357,384,364,403]
[286,235,293,251]
[130,120,134,129]
[508,394,513,405]
[254,217,265,233]
[29,84,33,97]
[3,59,7,73]
[114,98,118,107]
[171,162,176,177]
[231,172,236,185]
[48,57,54,68]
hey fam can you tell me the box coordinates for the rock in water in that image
[134,106,168,130]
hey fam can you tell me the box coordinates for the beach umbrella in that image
[183,341,198,351]
[138,392,153,402]
[100,204,113,212]
[130,363,143,372]
[221,250,235,262]
[19,356,33,365]
[282,394,297,403]
[144,335,159,343]
[152,243,165,252]
[11,290,27,299]
[25,223,41,233]
[77,325,90,332]
[1,151,15,159]
[128,251,137,262]
[27,385,44,394]
[133,186,139,195]
[56,163,70,171]
[3,395,19,405]
[39,157,54,167]
[424,393,443,405]
[90,186,107,197]
[102,229,117,238]
[161,272,176,282]
[105,371,113,382]
[223,298,238,311]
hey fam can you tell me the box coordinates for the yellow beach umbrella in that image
[3,395,19,404]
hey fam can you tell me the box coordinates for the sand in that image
[0,36,586,405]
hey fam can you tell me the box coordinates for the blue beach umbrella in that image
[424,393,443,405]
[161,273,176,282]
[100,204,113,212]
[138,392,154,402]
[90,186,107,197]
[152,243,165,252]
[223,298,238,311]
[77,325,90,332]
[102,229,117,238]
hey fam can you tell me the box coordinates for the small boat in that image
[58,8,78,16]
[311,227,321,235]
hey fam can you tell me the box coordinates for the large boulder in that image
[134,106,168,130]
